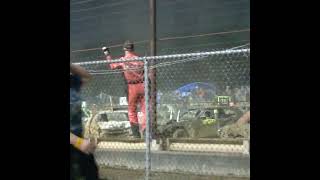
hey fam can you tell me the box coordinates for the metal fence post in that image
[144,58,151,180]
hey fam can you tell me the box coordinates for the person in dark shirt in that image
[70,63,100,180]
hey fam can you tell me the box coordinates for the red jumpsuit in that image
[106,52,146,132]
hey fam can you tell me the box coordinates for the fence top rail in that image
[73,48,250,66]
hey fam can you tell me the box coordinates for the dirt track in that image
[99,167,249,180]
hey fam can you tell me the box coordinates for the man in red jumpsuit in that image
[102,41,145,138]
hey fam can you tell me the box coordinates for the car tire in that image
[172,129,188,138]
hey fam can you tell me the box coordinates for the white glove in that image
[102,47,110,55]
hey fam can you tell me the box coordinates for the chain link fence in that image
[70,40,250,63]
[74,48,250,179]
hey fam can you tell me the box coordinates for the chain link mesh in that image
[74,48,250,179]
